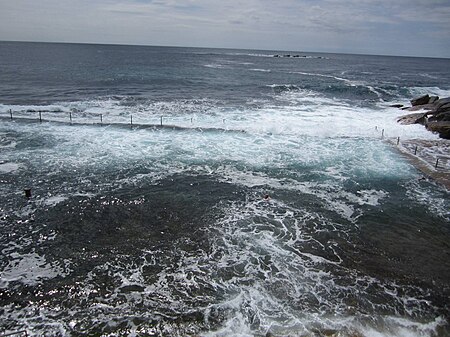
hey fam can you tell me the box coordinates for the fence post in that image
[160,116,163,126]
[397,137,400,145]
[435,158,439,169]
[69,112,72,124]
[130,115,133,128]
[414,146,418,155]
[10,109,13,120]
[100,114,103,126]
[39,111,42,123]
[381,129,384,138]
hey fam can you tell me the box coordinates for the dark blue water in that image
[1,41,449,106]
[0,42,449,337]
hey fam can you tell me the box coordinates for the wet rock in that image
[435,103,450,116]
[411,94,430,106]
[429,95,439,104]
[429,111,450,122]
[439,104,450,114]
[405,103,436,112]
[438,112,450,121]
[390,104,404,108]
[434,97,450,111]
[426,121,450,139]
[397,112,428,125]
[396,95,450,139]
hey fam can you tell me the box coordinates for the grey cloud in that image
[0,0,449,57]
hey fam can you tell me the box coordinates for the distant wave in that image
[408,86,450,98]
[267,84,301,93]
[417,73,439,80]
[250,68,271,72]
[203,64,228,69]
[291,71,354,84]
[273,54,328,59]
[0,97,224,124]
[225,52,273,58]
[291,72,383,99]
[225,52,328,59]
[0,104,71,114]
[223,60,254,65]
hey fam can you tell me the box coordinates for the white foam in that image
[0,162,20,173]
[250,68,271,72]
[291,71,384,99]
[0,103,68,114]
[225,52,273,58]
[198,197,444,337]
[204,64,228,69]
[408,86,450,98]
[43,195,69,206]
[0,140,17,149]
[405,180,450,220]
[1,91,439,142]
[360,316,446,337]
[0,253,69,288]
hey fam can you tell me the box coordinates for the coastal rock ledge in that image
[396,94,450,139]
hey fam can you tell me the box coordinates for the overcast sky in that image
[1,0,449,57]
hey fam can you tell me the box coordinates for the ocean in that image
[0,41,449,337]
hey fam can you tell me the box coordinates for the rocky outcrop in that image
[411,94,430,106]
[434,97,450,111]
[426,121,450,139]
[396,95,450,139]
[272,54,325,59]
[429,96,439,104]
[397,112,428,125]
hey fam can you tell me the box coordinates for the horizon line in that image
[1,39,449,60]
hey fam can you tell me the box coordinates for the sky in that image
[0,0,450,58]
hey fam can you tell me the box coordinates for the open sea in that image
[0,41,449,337]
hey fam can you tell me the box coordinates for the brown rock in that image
[428,96,439,104]
[426,121,450,139]
[411,94,430,106]
[427,97,450,115]
[397,112,428,125]
[434,97,450,110]
[430,111,450,122]
[405,103,436,112]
